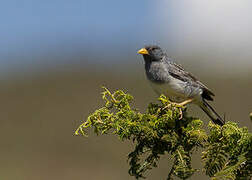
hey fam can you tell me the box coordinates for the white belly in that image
[149,77,188,102]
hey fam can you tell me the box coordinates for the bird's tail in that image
[200,100,225,126]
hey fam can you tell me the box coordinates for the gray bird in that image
[138,45,224,126]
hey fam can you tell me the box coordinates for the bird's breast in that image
[145,61,202,102]
[148,77,189,102]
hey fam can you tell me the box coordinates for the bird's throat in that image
[143,54,152,63]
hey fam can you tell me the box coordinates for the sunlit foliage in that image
[75,87,252,179]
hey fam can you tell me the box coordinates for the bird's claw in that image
[162,102,184,119]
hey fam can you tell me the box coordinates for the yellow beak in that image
[137,48,149,55]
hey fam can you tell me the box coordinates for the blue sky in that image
[1,1,252,75]
[0,1,163,71]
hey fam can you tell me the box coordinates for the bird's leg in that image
[163,98,194,119]
[176,99,193,119]
[177,98,194,106]
[163,102,183,119]
[164,98,194,109]
[163,101,178,109]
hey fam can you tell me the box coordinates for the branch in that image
[75,87,252,179]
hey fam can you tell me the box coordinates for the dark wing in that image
[166,60,215,101]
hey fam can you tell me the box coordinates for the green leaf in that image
[75,87,252,180]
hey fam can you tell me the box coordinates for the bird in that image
[137,45,225,126]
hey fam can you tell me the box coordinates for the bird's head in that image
[137,45,165,62]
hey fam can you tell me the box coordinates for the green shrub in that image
[75,87,252,180]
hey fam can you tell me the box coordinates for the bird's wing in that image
[166,60,215,100]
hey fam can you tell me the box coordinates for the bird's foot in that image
[163,99,193,119]
[177,99,194,106]
[162,102,184,119]
[163,102,181,109]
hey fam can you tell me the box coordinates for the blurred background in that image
[1,0,252,179]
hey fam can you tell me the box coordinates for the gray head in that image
[137,45,166,62]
